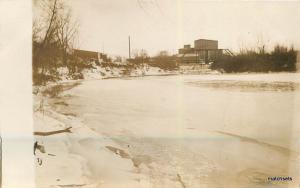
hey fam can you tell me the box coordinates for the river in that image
[50,73,300,188]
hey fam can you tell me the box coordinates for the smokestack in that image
[128,36,131,59]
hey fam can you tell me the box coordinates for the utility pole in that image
[128,36,131,59]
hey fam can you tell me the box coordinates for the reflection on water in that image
[186,80,300,92]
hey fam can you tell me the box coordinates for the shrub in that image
[211,45,297,73]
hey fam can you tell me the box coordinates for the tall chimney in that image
[128,36,131,59]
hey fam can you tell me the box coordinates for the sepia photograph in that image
[29,0,300,187]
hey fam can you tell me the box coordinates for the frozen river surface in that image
[53,73,300,188]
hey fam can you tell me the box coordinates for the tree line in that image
[129,50,179,70]
[211,45,297,73]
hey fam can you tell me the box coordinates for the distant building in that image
[178,44,194,54]
[73,49,108,62]
[74,49,98,61]
[178,39,223,64]
[194,39,218,50]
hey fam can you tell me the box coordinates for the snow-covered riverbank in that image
[55,62,179,81]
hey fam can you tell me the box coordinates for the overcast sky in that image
[69,0,300,57]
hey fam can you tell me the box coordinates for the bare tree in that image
[131,49,149,64]
[132,49,148,59]
[33,0,78,85]
[55,7,78,66]
[255,33,270,55]
[157,50,169,57]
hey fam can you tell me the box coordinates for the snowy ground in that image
[34,73,300,188]
[56,63,177,82]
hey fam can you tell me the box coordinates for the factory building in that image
[178,39,224,64]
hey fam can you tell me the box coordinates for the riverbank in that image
[34,83,90,187]
[34,82,155,187]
